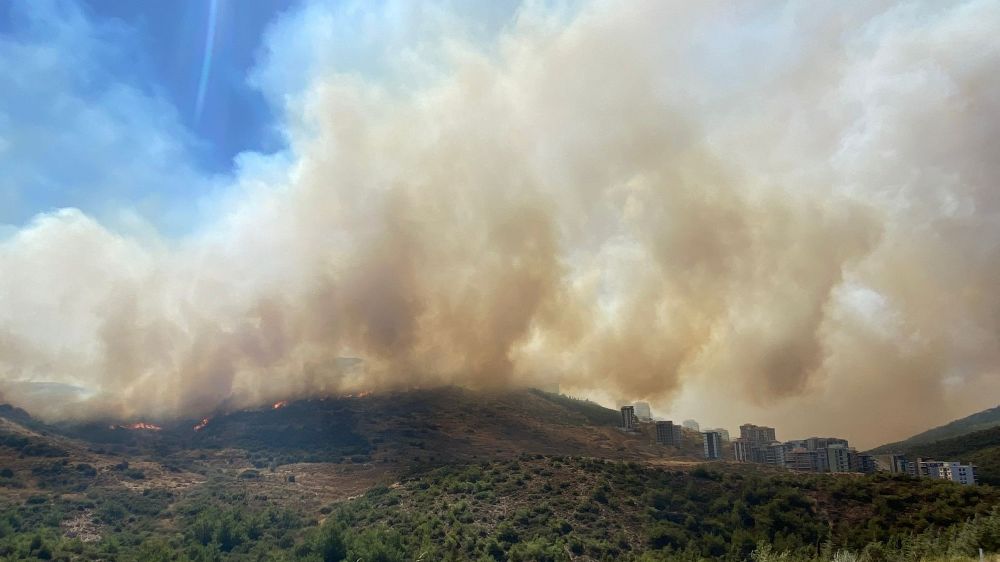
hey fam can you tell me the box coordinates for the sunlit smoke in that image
[1,1,999,447]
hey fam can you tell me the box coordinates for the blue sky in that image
[73,0,292,160]
[0,0,294,232]
[0,0,526,234]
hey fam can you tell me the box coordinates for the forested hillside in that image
[873,405,1000,453]
[2,455,999,561]
[890,426,1000,486]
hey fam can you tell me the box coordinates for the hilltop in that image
[0,387,703,509]
[36,387,698,466]
[869,404,1000,485]
[873,425,1000,486]
[872,404,1000,453]
[1,387,999,561]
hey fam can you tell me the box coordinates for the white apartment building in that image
[914,459,977,485]
[942,462,977,485]
[826,445,854,473]
[631,402,652,421]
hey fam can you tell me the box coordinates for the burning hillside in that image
[110,422,162,431]
[8,387,685,466]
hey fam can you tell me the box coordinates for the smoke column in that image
[1,1,999,446]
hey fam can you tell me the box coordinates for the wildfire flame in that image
[193,418,211,432]
[272,400,288,410]
[115,422,162,431]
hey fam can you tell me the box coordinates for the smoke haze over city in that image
[1,0,999,448]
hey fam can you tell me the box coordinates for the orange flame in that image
[339,390,372,399]
[118,422,162,431]
[272,400,288,410]
[193,418,211,432]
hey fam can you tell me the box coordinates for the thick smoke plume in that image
[1,1,999,446]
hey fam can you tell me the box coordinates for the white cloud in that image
[0,1,216,233]
[2,0,1000,450]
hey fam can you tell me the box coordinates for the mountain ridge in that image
[871,403,1000,454]
[0,386,701,467]
[868,403,1000,486]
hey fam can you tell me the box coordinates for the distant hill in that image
[868,404,1000,486]
[872,404,1000,453]
[5,387,695,467]
[0,404,47,431]
[877,426,1000,486]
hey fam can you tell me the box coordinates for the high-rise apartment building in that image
[826,445,854,473]
[853,454,877,474]
[702,431,723,460]
[914,459,976,485]
[942,462,976,485]
[620,406,637,431]
[762,442,786,467]
[917,459,947,479]
[740,424,777,444]
[704,428,730,442]
[655,421,682,447]
[788,448,817,471]
[733,439,753,462]
[631,402,652,421]
[806,437,849,451]
[874,454,909,473]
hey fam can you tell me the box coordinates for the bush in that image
[347,528,405,562]
[124,468,145,480]
[314,524,347,562]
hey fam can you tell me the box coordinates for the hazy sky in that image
[1,0,998,449]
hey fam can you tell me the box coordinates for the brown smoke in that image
[1,1,999,447]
